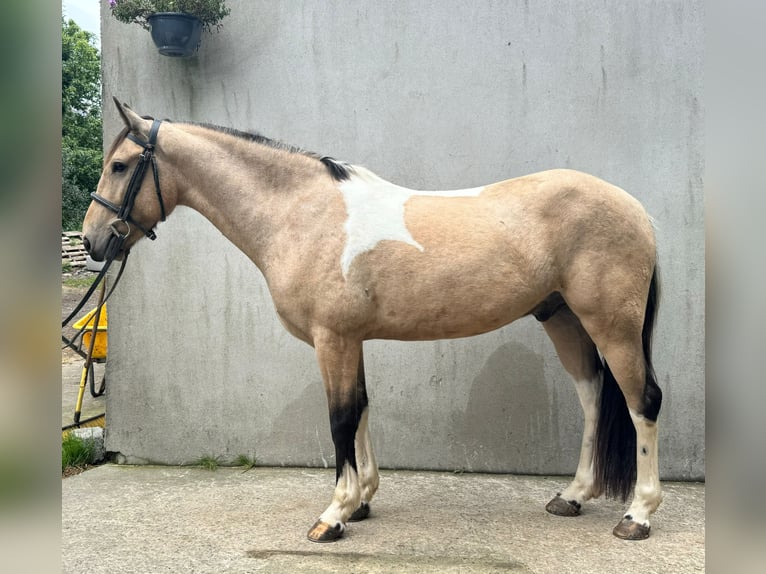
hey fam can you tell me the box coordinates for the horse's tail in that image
[593,266,661,501]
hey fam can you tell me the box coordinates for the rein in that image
[62,119,166,350]
[61,238,128,352]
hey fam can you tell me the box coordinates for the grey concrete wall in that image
[100,1,704,479]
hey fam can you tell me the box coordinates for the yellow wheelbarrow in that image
[69,282,108,426]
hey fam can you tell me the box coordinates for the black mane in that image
[191,122,352,182]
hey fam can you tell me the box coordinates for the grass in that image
[195,455,222,471]
[62,432,95,474]
[236,454,257,472]
[63,275,97,289]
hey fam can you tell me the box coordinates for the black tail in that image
[593,267,661,501]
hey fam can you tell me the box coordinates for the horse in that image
[82,98,663,542]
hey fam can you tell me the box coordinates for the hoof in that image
[545,494,581,517]
[307,520,344,543]
[613,516,651,540]
[348,502,370,522]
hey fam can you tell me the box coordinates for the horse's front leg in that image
[307,331,367,542]
[348,352,379,522]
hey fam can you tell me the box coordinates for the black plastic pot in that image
[147,13,203,58]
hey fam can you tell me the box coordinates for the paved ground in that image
[62,465,704,573]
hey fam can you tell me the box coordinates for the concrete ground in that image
[62,465,704,573]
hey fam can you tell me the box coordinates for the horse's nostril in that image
[82,236,91,253]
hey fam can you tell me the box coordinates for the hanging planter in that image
[147,13,202,57]
[107,1,231,57]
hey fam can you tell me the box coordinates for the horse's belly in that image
[364,268,546,341]
[368,303,528,341]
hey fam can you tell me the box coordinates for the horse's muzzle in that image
[83,228,127,262]
[82,231,104,261]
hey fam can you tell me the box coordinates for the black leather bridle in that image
[90,118,167,242]
[62,119,166,333]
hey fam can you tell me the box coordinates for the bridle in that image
[90,118,167,242]
[62,119,166,334]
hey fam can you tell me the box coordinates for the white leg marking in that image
[624,409,663,525]
[318,462,361,528]
[354,408,379,505]
[560,375,602,503]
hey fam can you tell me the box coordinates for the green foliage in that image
[62,18,103,231]
[62,144,99,230]
[195,455,221,470]
[62,433,95,472]
[109,1,231,32]
[62,20,101,145]
[236,454,257,471]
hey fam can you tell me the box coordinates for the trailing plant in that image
[108,0,231,32]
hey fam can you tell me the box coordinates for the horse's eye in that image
[112,161,127,173]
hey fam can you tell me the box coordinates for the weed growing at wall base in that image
[236,454,257,472]
[62,433,95,474]
[195,455,221,470]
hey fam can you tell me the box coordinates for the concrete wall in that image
[100,1,704,479]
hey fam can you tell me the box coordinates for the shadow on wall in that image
[453,341,556,473]
[268,379,334,468]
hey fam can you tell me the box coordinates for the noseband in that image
[90,119,167,242]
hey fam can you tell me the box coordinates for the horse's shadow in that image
[453,341,561,473]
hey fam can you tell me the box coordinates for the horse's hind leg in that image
[597,340,663,540]
[569,268,663,540]
[307,331,368,542]
[538,303,603,516]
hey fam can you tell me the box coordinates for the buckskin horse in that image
[82,98,663,542]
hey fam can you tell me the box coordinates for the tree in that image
[62,18,102,230]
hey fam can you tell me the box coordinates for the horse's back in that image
[486,168,649,222]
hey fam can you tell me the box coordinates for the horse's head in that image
[82,97,178,261]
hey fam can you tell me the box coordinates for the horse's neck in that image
[171,132,326,267]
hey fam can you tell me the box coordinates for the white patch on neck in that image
[339,167,484,278]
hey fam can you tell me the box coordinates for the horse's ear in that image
[113,96,150,136]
